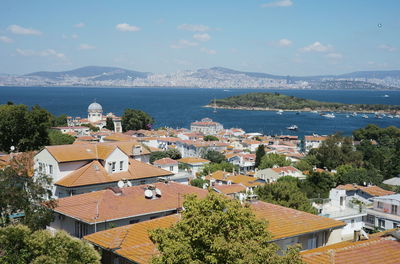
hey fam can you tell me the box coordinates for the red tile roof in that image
[153,158,178,166]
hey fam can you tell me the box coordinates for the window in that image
[119,161,123,171]
[392,205,398,215]
[351,219,355,227]
[74,221,88,238]
[377,202,383,209]
[378,219,385,228]
[38,162,44,173]
[140,180,146,185]
[49,165,53,174]
[111,162,116,172]
[393,223,398,229]
[170,166,174,171]
[366,215,375,224]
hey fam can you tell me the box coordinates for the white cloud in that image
[193,33,211,42]
[200,47,216,55]
[274,38,292,47]
[79,44,96,50]
[116,23,141,32]
[0,36,13,43]
[170,39,198,49]
[325,53,343,59]
[178,24,210,32]
[16,48,66,60]
[261,0,293,8]
[74,22,85,28]
[378,44,396,52]
[8,25,42,35]
[300,41,332,52]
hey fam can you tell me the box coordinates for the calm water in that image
[1,86,399,137]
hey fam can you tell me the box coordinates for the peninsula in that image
[206,92,400,113]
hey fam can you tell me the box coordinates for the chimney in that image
[353,230,361,242]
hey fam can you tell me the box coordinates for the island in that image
[205,92,400,114]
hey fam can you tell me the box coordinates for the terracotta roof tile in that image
[207,170,264,188]
[336,184,394,197]
[213,184,247,194]
[54,182,207,223]
[153,158,178,165]
[177,157,210,164]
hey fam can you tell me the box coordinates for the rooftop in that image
[336,184,395,197]
[153,158,178,166]
[177,157,210,165]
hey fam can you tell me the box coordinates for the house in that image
[190,118,223,135]
[335,184,395,205]
[175,140,228,158]
[301,229,400,264]
[251,201,345,251]
[225,153,255,172]
[304,135,327,153]
[383,176,400,187]
[206,170,265,190]
[365,194,400,231]
[212,183,247,200]
[52,126,90,136]
[49,182,207,238]
[34,142,170,197]
[255,166,306,183]
[84,200,345,264]
[177,157,210,176]
[153,158,178,174]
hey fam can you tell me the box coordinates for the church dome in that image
[88,102,103,112]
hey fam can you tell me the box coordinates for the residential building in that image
[225,153,255,172]
[177,157,210,176]
[206,170,265,191]
[335,184,395,205]
[153,158,178,174]
[365,194,400,231]
[49,182,207,238]
[255,166,306,183]
[383,176,400,187]
[190,118,223,135]
[52,126,90,136]
[304,135,327,153]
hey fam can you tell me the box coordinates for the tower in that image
[88,101,103,123]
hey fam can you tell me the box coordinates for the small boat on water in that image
[388,115,394,119]
[351,112,357,117]
[395,115,400,118]
[375,114,383,119]
[311,110,319,114]
[346,114,350,118]
[384,94,389,98]
[322,113,335,118]
[362,114,369,119]
[276,110,283,115]
[287,125,298,131]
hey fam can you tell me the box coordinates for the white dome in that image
[88,102,103,112]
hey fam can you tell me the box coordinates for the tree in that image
[300,171,335,199]
[48,130,75,145]
[259,153,291,169]
[105,117,115,131]
[200,162,239,176]
[0,156,55,230]
[335,165,383,186]
[255,144,266,168]
[255,181,317,214]
[204,135,219,141]
[165,149,182,160]
[81,123,99,132]
[294,159,313,172]
[50,114,68,127]
[122,108,154,131]
[190,177,208,188]
[0,104,52,152]
[0,225,100,264]
[203,150,226,163]
[150,149,182,164]
[149,193,303,264]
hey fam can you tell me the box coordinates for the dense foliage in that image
[0,225,100,264]
[203,135,219,141]
[255,181,317,214]
[190,177,209,188]
[150,149,182,164]
[0,104,52,152]
[81,123,100,132]
[255,144,265,168]
[214,92,400,112]
[48,130,75,145]
[105,117,115,131]
[122,108,154,131]
[200,162,238,176]
[0,154,55,230]
[150,193,303,264]
[202,150,226,163]
[259,153,291,169]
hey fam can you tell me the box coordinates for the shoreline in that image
[204,105,400,115]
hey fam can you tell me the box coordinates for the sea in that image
[1,86,399,137]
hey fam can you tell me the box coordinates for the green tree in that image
[0,155,55,230]
[200,162,238,176]
[150,193,303,264]
[122,108,154,131]
[0,225,100,264]
[165,149,182,160]
[255,181,317,214]
[294,159,313,172]
[335,165,383,186]
[190,177,209,188]
[203,150,226,163]
[0,104,52,152]
[150,149,182,164]
[48,130,75,145]
[50,114,68,127]
[255,144,266,168]
[203,135,219,141]
[259,153,291,169]
[105,117,115,131]
[81,123,99,132]
[300,172,335,199]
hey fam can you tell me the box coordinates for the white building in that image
[190,118,223,135]
[304,135,327,153]
[153,158,178,174]
[365,194,400,231]
[255,166,306,183]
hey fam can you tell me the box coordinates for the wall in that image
[105,148,129,173]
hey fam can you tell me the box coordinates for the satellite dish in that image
[127,181,132,187]
[144,189,153,199]
[155,188,162,197]
[227,180,232,185]
[117,180,124,188]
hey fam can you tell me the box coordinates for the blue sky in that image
[0,0,399,75]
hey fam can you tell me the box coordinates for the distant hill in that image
[25,66,149,80]
[337,70,400,79]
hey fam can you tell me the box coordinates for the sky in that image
[0,0,399,76]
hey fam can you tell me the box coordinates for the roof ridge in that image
[69,161,97,186]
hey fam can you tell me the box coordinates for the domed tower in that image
[88,101,103,123]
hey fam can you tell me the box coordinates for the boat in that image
[387,115,394,119]
[346,114,350,118]
[276,110,283,115]
[375,114,383,119]
[351,112,357,117]
[322,113,335,118]
[287,125,298,131]
[384,94,389,98]
[296,111,300,115]
[311,110,319,114]
[362,114,369,119]
[395,115,400,118]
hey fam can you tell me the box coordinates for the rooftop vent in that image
[144,189,153,199]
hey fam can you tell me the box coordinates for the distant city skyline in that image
[0,0,399,75]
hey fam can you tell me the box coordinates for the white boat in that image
[362,114,369,119]
[375,114,383,119]
[311,110,319,114]
[346,114,350,118]
[384,94,389,98]
[322,113,335,118]
[287,125,298,131]
[388,115,394,118]
[395,115,400,118]
[276,110,283,115]
[351,112,357,117]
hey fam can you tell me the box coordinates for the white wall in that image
[105,148,129,173]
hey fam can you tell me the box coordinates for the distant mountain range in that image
[1,66,399,89]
